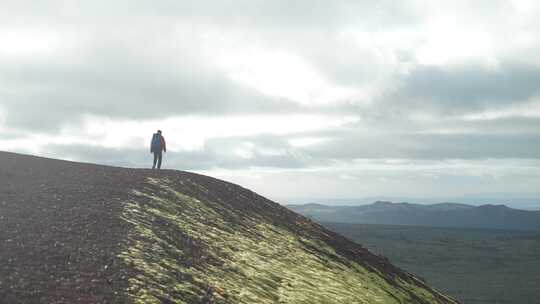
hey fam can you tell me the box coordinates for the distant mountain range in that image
[287,201,540,231]
[287,196,540,210]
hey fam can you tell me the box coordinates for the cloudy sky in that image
[1,1,539,207]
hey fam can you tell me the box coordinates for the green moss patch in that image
[119,178,456,304]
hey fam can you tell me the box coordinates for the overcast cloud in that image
[1,0,540,207]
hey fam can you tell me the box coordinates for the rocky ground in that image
[0,151,458,303]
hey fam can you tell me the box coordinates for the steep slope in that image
[288,201,540,231]
[0,152,458,303]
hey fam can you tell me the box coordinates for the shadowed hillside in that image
[0,152,457,303]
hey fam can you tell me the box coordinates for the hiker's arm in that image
[162,137,167,152]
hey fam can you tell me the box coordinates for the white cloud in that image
[462,100,540,121]
[206,158,540,202]
[0,29,64,56]
[289,137,328,148]
[212,45,359,105]
[1,0,539,203]
[234,142,255,159]
[53,114,359,152]
[415,17,496,66]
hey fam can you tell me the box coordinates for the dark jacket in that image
[150,133,166,153]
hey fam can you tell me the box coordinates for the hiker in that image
[150,130,166,169]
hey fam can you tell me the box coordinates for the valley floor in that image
[324,223,540,304]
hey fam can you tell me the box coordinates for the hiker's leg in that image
[152,152,158,169]
[157,151,163,169]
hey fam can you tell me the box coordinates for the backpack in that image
[151,133,161,151]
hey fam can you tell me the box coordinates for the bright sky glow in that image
[1,0,539,206]
[214,47,359,105]
[57,114,360,151]
[0,29,63,56]
[416,17,496,66]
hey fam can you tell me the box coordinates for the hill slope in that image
[288,201,540,231]
[0,152,457,303]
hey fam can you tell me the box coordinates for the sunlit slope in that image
[119,176,457,304]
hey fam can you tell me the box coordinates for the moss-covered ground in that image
[119,177,457,304]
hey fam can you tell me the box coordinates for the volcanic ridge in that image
[0,151,458,304]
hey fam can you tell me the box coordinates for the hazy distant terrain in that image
[288,201,540,231]
[324,223,540,304]
[297,197,540,211]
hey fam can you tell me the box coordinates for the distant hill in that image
[0,151,457,304]
[288,201,540,231]
[300,196,540,211]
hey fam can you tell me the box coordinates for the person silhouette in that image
[150,130,166,169]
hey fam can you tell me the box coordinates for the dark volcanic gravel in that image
[0,152,148,303]
[0,151,457,304]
